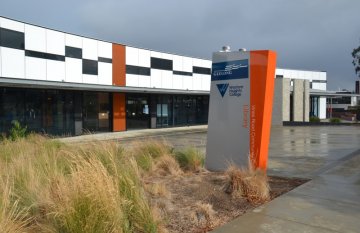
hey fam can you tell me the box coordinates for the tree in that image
[352,43,360,78]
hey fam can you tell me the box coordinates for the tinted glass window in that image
[83,59,98,75]
[0,28,25,50]
[151,57,173,70]
[25,50,65,61]
[126,65,150,76]
[98,57,112,63]
[65,46,82,59]
[193,66,211,75]
[173,71,192,76]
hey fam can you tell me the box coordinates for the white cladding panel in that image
[25,25,46,52]
[150,51,162,59]
[138,49,150,67]
[150,69,161,88]
[25,57,46,80]
[46,30,65,55]
[138,75,151,88]
[202,75,211,91]
[319,98,326,119]
[183,76,192,90]
[0,17,24,32]
[182,57,192,72]
[98,62,112,85]
[193,74,202,90]
[192,58,203,67]
[172,75,183,89]
[173,55,182,71]
[47,60,65,82]
[83,74,98,84]
[1,48,25,78]
[162,53,172,60]
[65,34,82,48]
[82,38,98,60]
[126,74,139,87]
[161,70,172,89]
[126,47,138,66]
[65,58,82,83]
[98,41,112,59]
[312,82,326,91]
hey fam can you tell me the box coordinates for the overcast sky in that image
[1,0,359,90]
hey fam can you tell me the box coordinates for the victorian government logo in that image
[216,83,229,97]
[211,59,249,81]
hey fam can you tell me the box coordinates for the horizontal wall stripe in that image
[65,46,82,59]
[126,65,150,76]
[98,57,112,63]
[25,50,65,61]
[193,66,211,75]
[173,70,192,76]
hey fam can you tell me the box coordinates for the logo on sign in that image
[211,59,249,81]
[216,83,229,97]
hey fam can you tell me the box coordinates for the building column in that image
[113,93,126,131]
[293,79,304,121]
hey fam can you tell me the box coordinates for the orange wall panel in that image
[112,44,126,86]
[113,93,126,131]
[249,50,277,170]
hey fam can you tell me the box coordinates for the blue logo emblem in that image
[216,83,229,97]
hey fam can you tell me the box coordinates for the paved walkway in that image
[59,125,360,233]
[212,126,360,233]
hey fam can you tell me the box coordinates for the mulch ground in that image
[145,172,309,233]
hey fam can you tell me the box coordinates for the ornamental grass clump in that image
[174,147,205,172]
[0,136,163,233]
[225,165,270,204]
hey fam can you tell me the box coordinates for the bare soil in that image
[144,171,308,233]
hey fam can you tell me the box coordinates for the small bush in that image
[8,121,27,141]
[225,165,270,204]
[330,118,341,123]
[174,148,205,172]
[309,116,320,123]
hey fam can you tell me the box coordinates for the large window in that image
[83,59,98,75]
[83,92,110,132]
[126,94,150,130]
[65,46,82,59]
[151,57,173,71]
[0,28,25,50]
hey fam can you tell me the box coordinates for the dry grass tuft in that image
[190,202,217,230]
[145,182,171,199]
[225,165,270,204]
[153,155,183,176]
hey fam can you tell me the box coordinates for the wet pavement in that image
[60,125,360,233]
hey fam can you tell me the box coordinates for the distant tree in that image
[352,42,360,78]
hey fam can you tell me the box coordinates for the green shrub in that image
[309,116,320,123]
[330,118,341,123]
[9,121,27,141]
[174,147,205,172]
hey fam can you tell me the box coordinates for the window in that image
[98,57,112,63]
[65,46,82,59]
[151,57,173,71]
[173,71,192,76]
[193,66,211,75]
[25,50,65,61]
[83,59,98,75]
[126,65,150,76]
[0,28,25,50]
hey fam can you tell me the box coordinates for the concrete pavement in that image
[59,125,360,233]
[212,126,360,233]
